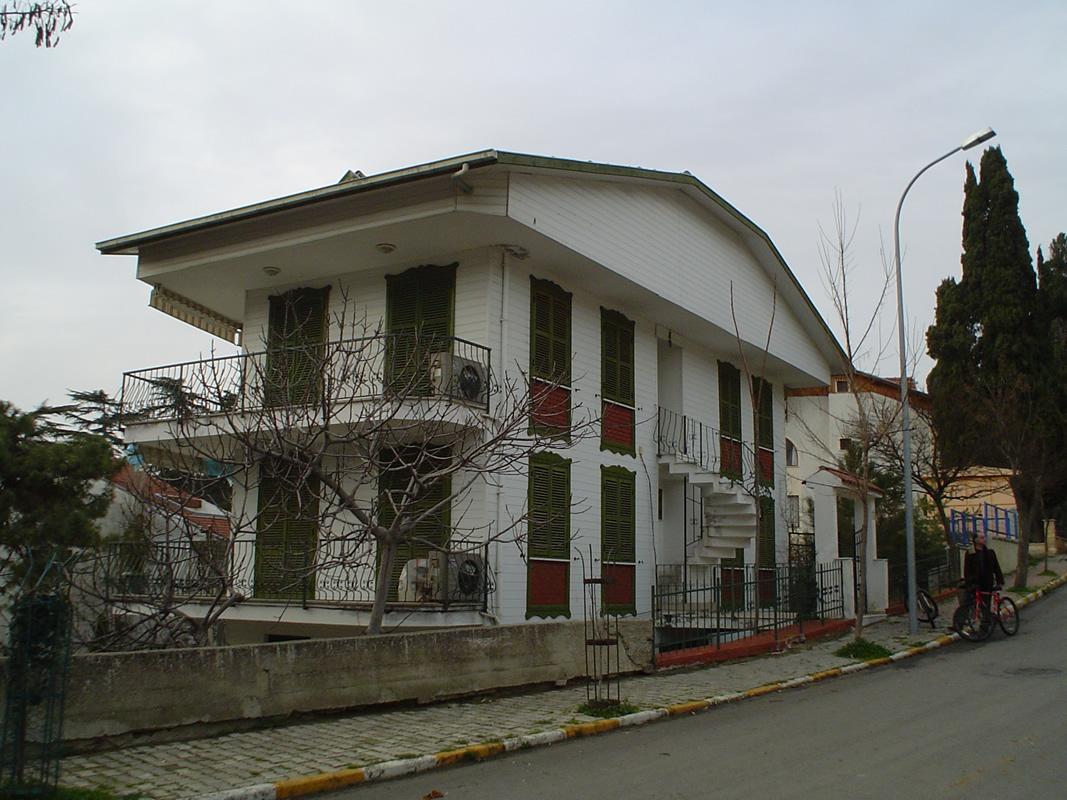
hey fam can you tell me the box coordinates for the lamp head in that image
[961,127,996,151]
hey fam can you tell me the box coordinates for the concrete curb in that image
[192,575,1067,800]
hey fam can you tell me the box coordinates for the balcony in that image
[121,334,493,425]
[654,407,773,487]
[101,537,494,612]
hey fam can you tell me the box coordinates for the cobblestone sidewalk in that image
[61,556,1067,799]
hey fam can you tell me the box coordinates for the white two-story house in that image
[99,150,855,645]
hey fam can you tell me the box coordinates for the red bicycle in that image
[953,586,1020,641]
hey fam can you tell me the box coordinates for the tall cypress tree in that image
[1036,234,1067,549]
[926,147,1049,587]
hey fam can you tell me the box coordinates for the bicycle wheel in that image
[915,588,938,625]
[953,602,991,642]
[997,596,1020,636]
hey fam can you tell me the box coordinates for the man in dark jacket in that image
[963,532,1004,608]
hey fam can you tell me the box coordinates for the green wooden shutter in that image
[601,309,635,406]
[752,378,773,449]
[601,466,635,563]
[528,452,570,558]
[718,361,742,440]
[265,287,329,406]
[418,266,454,346]
[758,496,776,569]
[255,462,319,600]
[377,448,452,600]
[530,278,571,384]
[385,271,420,392]
[386,265,455,395]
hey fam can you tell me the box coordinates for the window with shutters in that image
[752,377,774,487]
[718,361,742,478]
[601,309,635,455]
[377,447,452,601]
[529,277,572,436]
[601,466,636,615]
[385,264,456,396]
[265,287,329,407]
[527,452,571,618]
[255,460,319,601]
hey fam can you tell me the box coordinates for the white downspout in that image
[491,247,511,621]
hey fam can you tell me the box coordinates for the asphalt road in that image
[342,589,1066,800]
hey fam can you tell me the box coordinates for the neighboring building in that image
[782,372,931,615]
[99,150,857,643]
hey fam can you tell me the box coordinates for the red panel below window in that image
[528,559,568,607]
[602,563,635,608]
[602,401,634,450]
[721,438,742,476]
[758,447,774,484]
[531,379,570,431]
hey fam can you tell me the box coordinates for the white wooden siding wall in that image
[239,250,496,597]
[507,173,826,380]
[241,248,494,351]
[670,337,787,565]
[492,258,659,625]
[784,393,830,534]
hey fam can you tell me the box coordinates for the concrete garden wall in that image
[0,619,652,746]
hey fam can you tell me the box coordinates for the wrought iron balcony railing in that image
[101,537,494,611]
[655,406,773,486]
[121,333,493,423]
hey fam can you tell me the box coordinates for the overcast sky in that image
[2,1,1064,411]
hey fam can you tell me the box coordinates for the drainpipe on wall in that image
[490,246,511,621]
[451,162,474,194]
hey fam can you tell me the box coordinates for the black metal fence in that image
[887,549,961,608]
[0,594,71,796]
[652,561,845,653]
[121,333,493,422]
[99,537,495,612]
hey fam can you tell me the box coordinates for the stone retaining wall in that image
[0,620,652,745]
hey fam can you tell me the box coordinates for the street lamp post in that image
[893,127,996,635]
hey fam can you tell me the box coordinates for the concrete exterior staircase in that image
[660,453,758,563]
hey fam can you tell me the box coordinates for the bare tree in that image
[0,1,73,47]
[123,289,594,636]
[869,400,985,545]
[790,195,896,638]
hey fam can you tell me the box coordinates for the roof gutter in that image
[95,150,500,255]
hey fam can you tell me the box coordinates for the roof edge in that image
[95,148,845,367]
[95,149,501,255]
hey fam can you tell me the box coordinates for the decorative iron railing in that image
[655,407,772,486]
[101,537,494,612]
[948,502,1019,547]
[121,333,493,422]
[652,561,845,652]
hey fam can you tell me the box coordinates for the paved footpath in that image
[62,555,1067,800]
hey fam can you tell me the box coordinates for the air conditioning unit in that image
[429,352,489,407]
[428,550,487,604]
[397,557,433,602]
